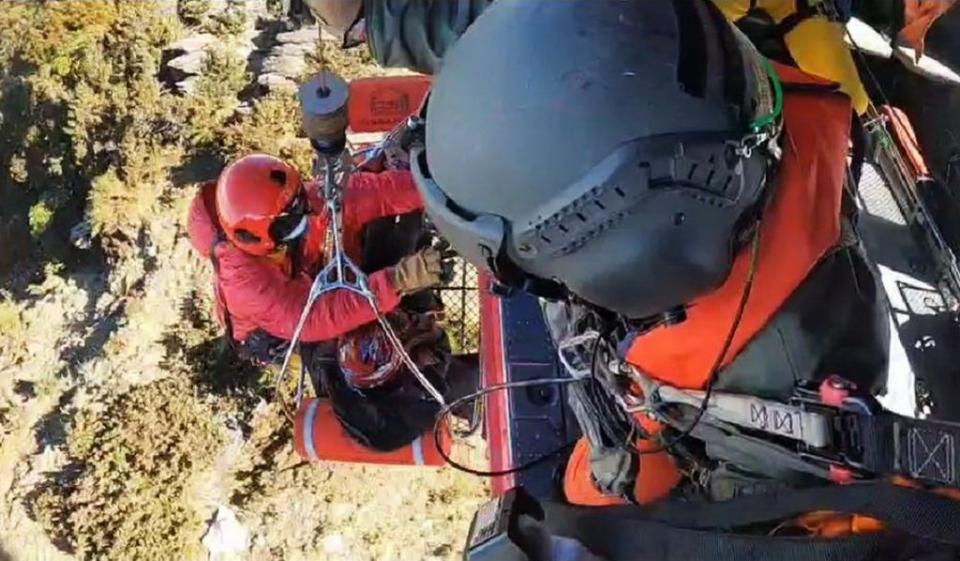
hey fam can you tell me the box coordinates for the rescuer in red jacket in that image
[187,153,452,359]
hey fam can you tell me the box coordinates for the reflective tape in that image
[282,215,308,242]
[412,436,425,466]
[303,399,321,462]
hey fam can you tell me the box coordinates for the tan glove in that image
[391,243,456,296]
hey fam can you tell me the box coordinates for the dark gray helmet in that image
[412,0,780,320]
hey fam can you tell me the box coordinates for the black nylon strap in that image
[516,483,960,561]
[535,504,912,561]
[777,0,818,36]
[634,482,960,545]
[859,413,960,488]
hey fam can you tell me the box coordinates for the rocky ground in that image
[0,2,488,560]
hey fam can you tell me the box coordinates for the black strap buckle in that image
[789,376,879,480]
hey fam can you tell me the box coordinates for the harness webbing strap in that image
[777,0,820,37]
[642,373,960,492]
[534,506,905,561]
[857,413,960,488]
[690,399,960,492]
[635,482,960,545]
[208,235,235,342]
[303,398,322,462]
[520,483,960,561]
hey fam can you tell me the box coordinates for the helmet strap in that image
[738,56,785,161]
[482,242,569,301]
[747,56,785,135]
[288,236,305,279]
[281,215,309,242]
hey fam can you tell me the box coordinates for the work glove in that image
[391,240,457,296]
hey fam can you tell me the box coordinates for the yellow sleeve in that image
[711,0,870,115]
[711,0,752,21]
[784,18,870,115]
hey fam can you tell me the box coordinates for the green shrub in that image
[221,90,315,175]
[0,2,178,185]
[307,39,383,81]
[184,47,250,148]
[87,169,126,237]
[178,0,212,25]
[205,0,249,37]
[35,378,225,561]
[87,134,183,240]
[28,200,53,237]
[0,1,181,260]
[266,0,287,18]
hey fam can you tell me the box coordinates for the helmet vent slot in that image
[672,0,708,99]
[236,229,261,243]
[269,169,288,186]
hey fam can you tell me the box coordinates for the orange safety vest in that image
[565,63,853,506]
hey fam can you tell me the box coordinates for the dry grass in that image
[0,299,23,339]
[0,299,25,364]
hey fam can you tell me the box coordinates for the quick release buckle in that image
[623,365,839,449]
[621,367,877,482]
[791,375,878,482]
[734,129,782,161]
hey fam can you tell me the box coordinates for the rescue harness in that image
[634,362,960,489]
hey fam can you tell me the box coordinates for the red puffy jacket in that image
[187,170,424,343]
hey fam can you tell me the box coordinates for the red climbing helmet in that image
[338,323,403,389]
[215,154,309,256]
